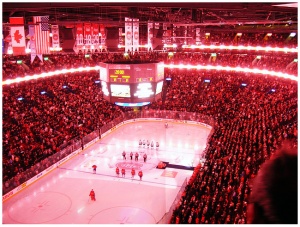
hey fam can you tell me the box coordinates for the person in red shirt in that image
[121,168,126,177]
[92,165,97,174]
[131,168,135,178]
[116,167,120,177]
[138,170,143,180]
[89,189,96,201]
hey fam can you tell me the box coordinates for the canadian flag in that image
[9,17,26,56]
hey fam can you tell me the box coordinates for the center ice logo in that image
[116,162,143,170]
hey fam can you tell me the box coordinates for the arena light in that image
[241,83,247,87]
[294,59,298,62]
[17,97,24,101]
[204,79,210,83]
[40,91,47,95]
[181,44,297,53]
[267,33,272,37]
[290,32,296,37]
[256,55,261,59]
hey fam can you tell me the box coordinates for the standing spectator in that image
[247,142,297,224]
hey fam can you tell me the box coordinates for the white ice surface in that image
[2,121,211,224]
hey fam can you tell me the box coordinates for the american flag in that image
[41,16,49,31]
[33,16,50,54]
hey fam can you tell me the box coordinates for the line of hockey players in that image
[139,139,159,149]
[122,150,148,162]
[115,167,143,180]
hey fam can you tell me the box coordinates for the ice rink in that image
[2,121,211,224]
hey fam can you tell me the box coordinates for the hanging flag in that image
[33,16,50,58]
[132,18,139,52]
[9,17,26,56]
[28,24,37,63]
[51,25,60,49]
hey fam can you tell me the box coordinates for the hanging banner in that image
[119,28,124,47]
[76,23,84,46]
[9,17,26,56]
[32,16,50,61]
[84,23,92,50]
[51,25,60,49]
[125,17,132,52]
[28,24,36,63]
[196,27,201,45]
[91,24,99,47]
[99,24,106,48]
[132,18,139,51]
[147,22,153,51]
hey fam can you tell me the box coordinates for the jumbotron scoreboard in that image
[99,61,164,106]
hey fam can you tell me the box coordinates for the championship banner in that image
[119,28,124,46]
[99,24,106,48]
[132,18,139,52]
[91,24,99,47]
[196,28,201,45]
[84,23,92,49]
[51,25,60,49]
[125,17,132,52]
[9,17,26,56]
[28,24,36,63]
[76,23,84,46]
[147,22,153,51]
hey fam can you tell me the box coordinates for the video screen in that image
[156,81,164,94]
[110,84,131,97]
[133,83,154,98]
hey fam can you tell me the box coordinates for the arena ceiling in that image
[2,2,298,31]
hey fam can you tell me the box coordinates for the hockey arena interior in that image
[2,2,298,224]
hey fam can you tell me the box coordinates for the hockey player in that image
[135,152,139,161]
[89,189,96,201]
[92,165,97,174]
[122,151,126,160]
[130,151,133,160]
[151,141,154,149]
[121,168,126,177]
[138,170,143,180]
[165,122,168,128]
[143,153,147,163]
[131,168,136,178]
[147,140,150,148]
[116,167,120,177]
[142,139,146,146]
[156,141,159,150]
[139,139,142,147]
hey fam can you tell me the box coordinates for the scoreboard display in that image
[99,61,164,105]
